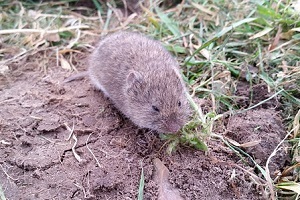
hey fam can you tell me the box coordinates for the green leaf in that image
[148,16,160,29]
[276,182,300,194]
[0,184,6,200]
[215,18,257,38]
[164,44,186,54]
[190,137,208,151]
[159,133,178,140]
[91,0,103,12]
[257,5,282,19]
[184,37,217,66]
[59,31,73,39]
[167,139,180,154]
[155,7,181,37]
[138,166,144,200]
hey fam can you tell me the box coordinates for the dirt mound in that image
[226,109,289,177]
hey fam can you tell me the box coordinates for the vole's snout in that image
[164,114,183,133]
[166,123,181,133]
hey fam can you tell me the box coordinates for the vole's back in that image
[89,32,178,79]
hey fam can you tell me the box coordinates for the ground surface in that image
[0,45,289,200]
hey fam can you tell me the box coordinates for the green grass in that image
[0,183,6,200]
[0,0,299,199]
[138,163,145,200]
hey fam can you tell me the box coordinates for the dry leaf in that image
[239,140,261,148]
[192,44,210,59]
[23,34,34,46]
[249,27,273,40]
[28,9,41,18]
[44,33,60,42]
[293,109,300,138]
[280,30,294,40]
[0,65,9,74]
[153,158,183,200]
[227,137,241,146]
[268,26,282,51]
[200,49,210,60]
[59,49,81,54]
[292,27,300,32]
[277,182,300,194]
[191,2,215,16]
[122,13,137,27]
[227,137,261,147]
[60,55,72,70]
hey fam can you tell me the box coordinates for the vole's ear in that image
[127,70,143,86]
[126,70,144,95]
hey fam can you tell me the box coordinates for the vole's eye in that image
[152,105,160,112]
[178,101,181,107]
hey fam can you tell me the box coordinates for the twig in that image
[0,25,89,35]
[64,122,82,162]
[265,127,295,200]
[237,89,284,114]
[72,134,83,162]
[86,132,102,168]
[0,164,18,181]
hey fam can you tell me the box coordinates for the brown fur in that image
[88,31,190,133]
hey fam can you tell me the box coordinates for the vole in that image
[68,31,190,133]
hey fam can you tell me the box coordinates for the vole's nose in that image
[166,123,181,133]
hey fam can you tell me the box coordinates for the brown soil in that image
[0,48,289,199]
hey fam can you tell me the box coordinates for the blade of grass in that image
[215,18,257,38]
[237,89,284,113]
[0,184,6,200]
[0,25,89,35]
[138,164,144,200]
[91,0,103,12]
[103,7,113,32]
[257,4,282,19]
[249,27,273,40]
[155,7,181,37]
[184,37,217,66]
[276,182,300,194]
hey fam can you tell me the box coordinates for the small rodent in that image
[76,31,190,133]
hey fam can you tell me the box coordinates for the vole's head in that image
[125,70,190,133]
